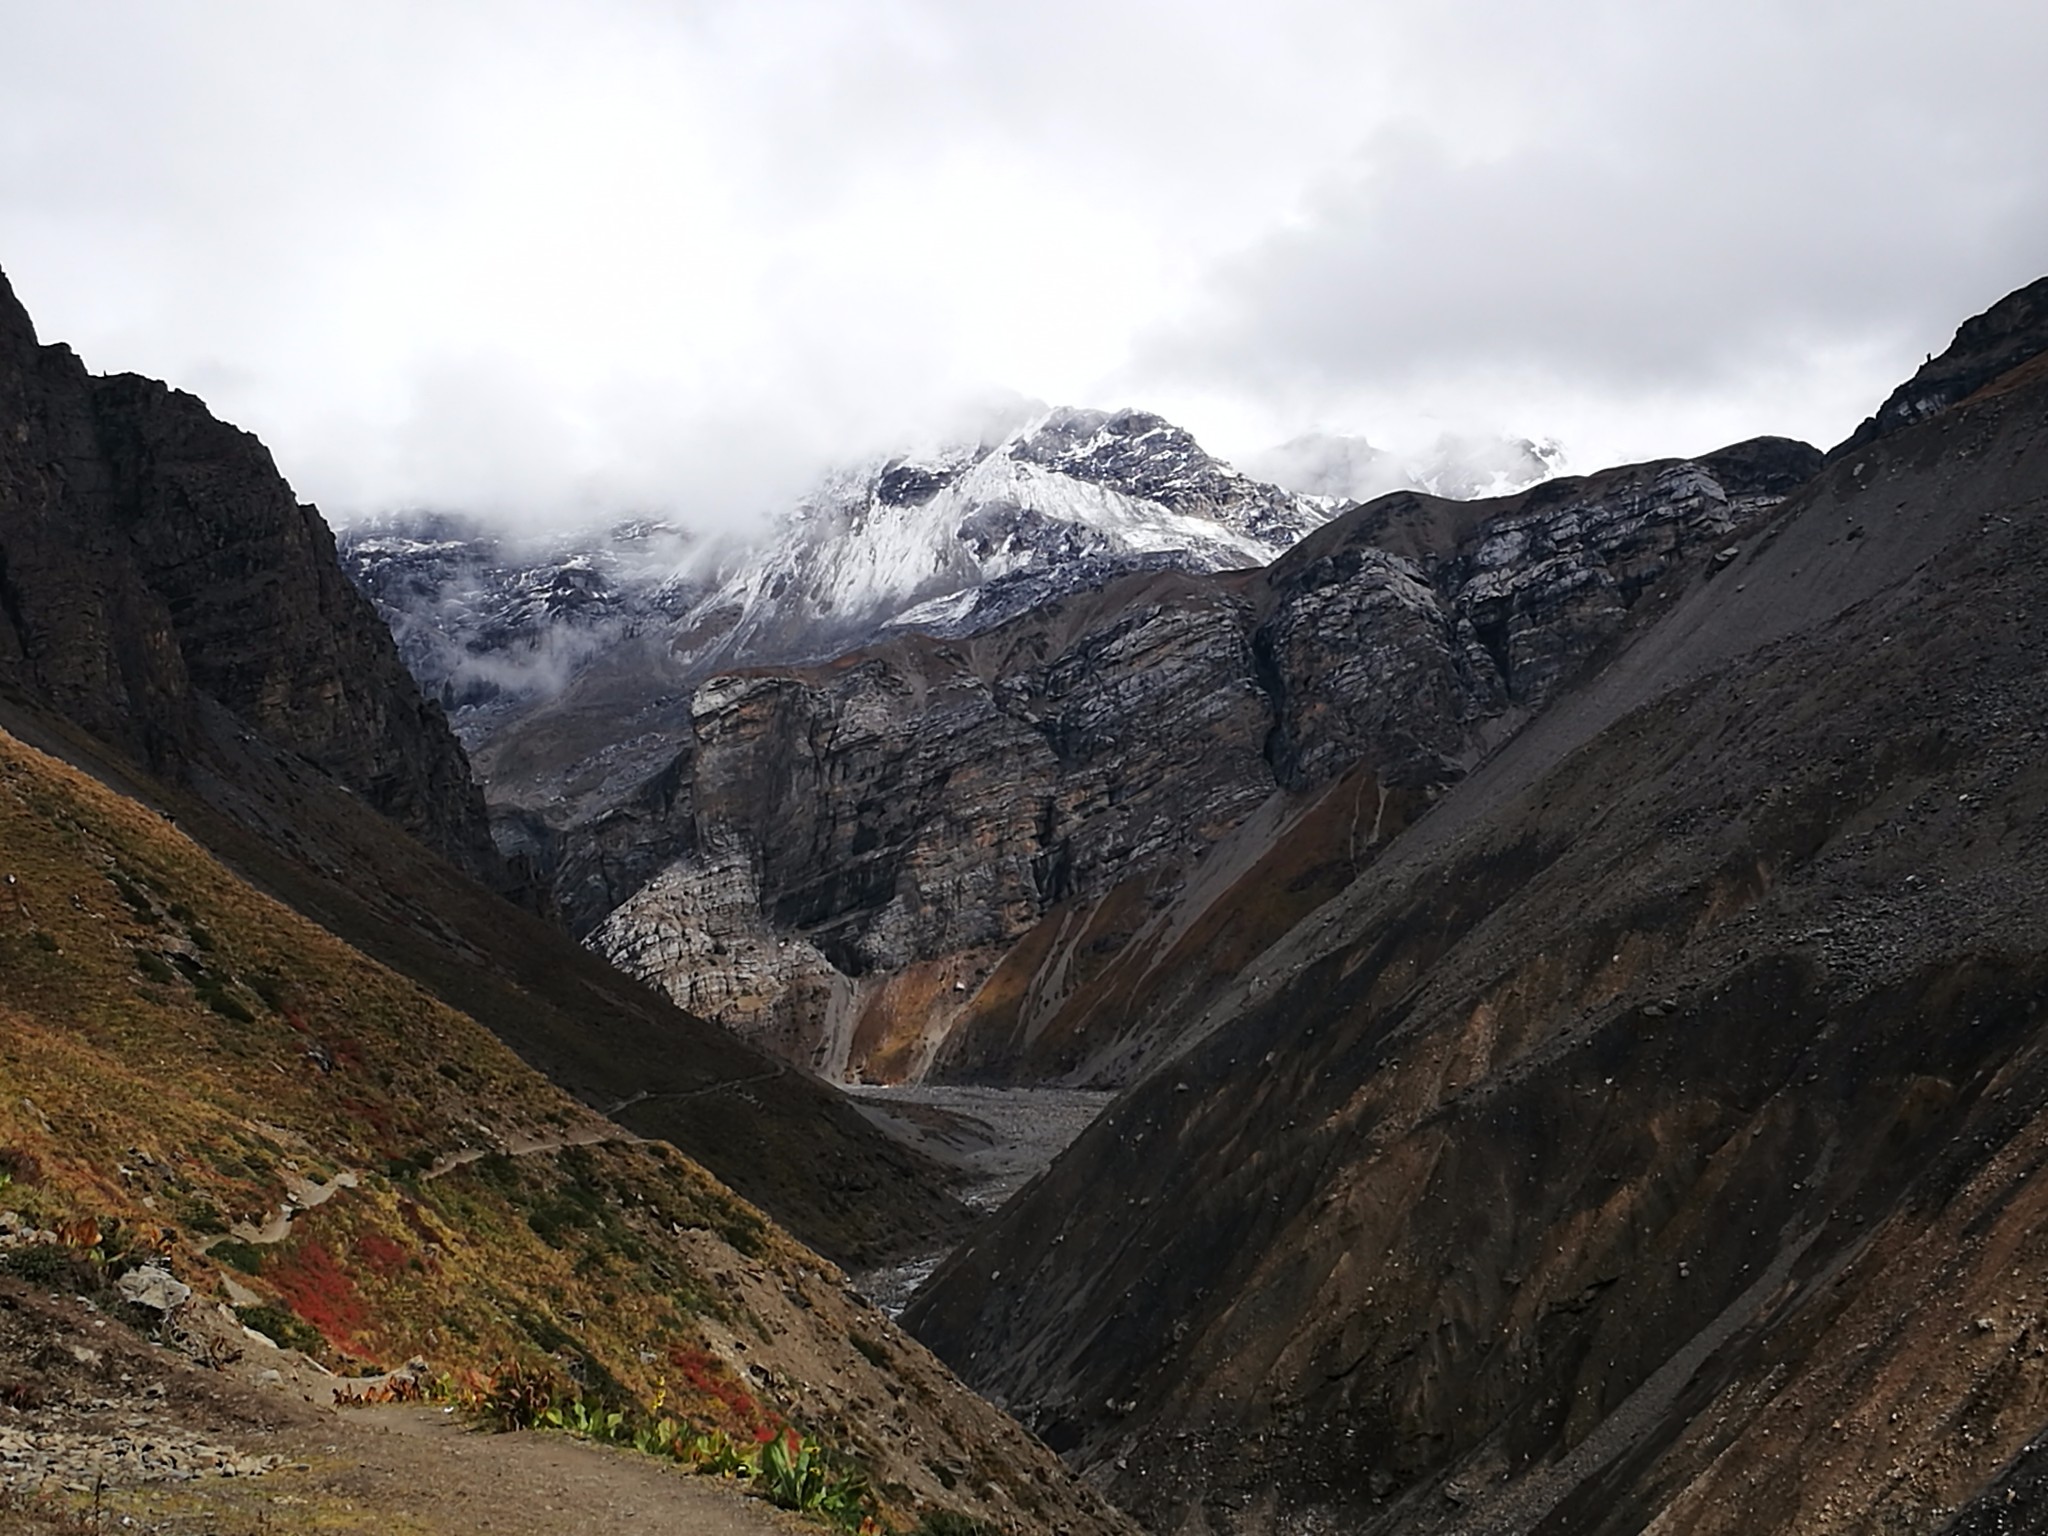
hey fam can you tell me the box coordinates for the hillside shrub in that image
[210,1239,265,1275]
[234,1303,323,1354]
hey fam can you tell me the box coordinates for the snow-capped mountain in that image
[340,406,1338,743]
[666,406,1335,666]
[340,513,707,741]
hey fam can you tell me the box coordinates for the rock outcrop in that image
[586,437,1820,1082]
[905,278,2048,1534]
[0,266,497,878]
[1831,272,2048,459]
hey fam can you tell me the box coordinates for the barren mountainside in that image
[903,277,2048,1534]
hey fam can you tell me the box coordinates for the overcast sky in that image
[2,0,2043,529]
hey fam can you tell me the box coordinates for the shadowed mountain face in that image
[0,265,969,1270]
[0,267,496,880]
[904,280,2048,1533]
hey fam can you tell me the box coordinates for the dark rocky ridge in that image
[0,266,969,1269]
[585,437,1819,1083]
[904,280,2048,1533]
[1831,273,2048,460]
[0,266,496,879]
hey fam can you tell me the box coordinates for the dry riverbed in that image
[844,1084,1115,1315]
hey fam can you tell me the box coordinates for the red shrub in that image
[353,1230,411,1281]
[666,1346,782,1440]
[268,1238,369,1349]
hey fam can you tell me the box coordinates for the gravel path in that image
[0,1278,795,1534]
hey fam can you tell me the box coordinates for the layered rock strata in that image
[588,437,1820,1082]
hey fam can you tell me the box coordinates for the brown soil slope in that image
[908,293,2048,1533]
[0,724,1129,1536]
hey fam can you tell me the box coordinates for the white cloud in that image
[1,0,2043,529]
[1134,0,2048,466]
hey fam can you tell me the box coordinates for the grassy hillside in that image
[0,680,969,1273]
[0,724,1128,1536]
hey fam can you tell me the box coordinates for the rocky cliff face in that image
[1831,272,2048,459]
[0,266,497,878]
[585,437,1819,1083]
[904,279,2048,1534]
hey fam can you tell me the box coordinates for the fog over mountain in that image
[4,1,2045,536]
[1244,430,1566,504]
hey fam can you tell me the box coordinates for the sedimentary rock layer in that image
[589,438,1819,1082]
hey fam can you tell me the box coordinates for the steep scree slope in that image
[905,285,2048,1534]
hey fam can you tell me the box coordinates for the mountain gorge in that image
[9,233,2048,1536]
[0,260,1135,1532]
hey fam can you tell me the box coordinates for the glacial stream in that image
[843,1084,1117,1316]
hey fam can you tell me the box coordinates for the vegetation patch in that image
[431,1360,882,1532]
[209,1239,266,1275]
[234,1303,323,1354]
[264,1238,370,1353]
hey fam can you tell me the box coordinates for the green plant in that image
[234,1303,324,1355]
[211,1239,266,1275]
[0,1243,102,1289]
[632,1414,686,1458]
[178,1200,228,1236]
[913,1513,1004,1536]
[477,1360,567,1431]
[759,1429,879,1529]
[540,1397,628,1442]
